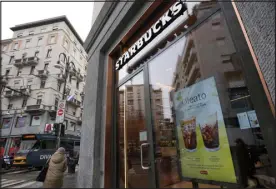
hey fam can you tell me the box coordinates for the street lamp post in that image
[55,53,76,149]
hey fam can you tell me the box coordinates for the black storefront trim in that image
[117,4,221,87]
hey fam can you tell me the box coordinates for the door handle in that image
[140,143,150,170]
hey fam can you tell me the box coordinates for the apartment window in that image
[128,100,134,105]
[57,82,61,91]
[37,37,43,46]
[44,63,49,70]
[73,49,76,57]
[5,69,10,76]
[25,39,31,48]
[30,115,41,126]
[40,80,46,88]
[30,66,35,74]
[2,45,7,51]
[69,75,72,83]
[2,118,12,129]
[8,104,13,110]
[29,31,34,35]
[17,68,21,76]
[36,98,42,105]
[22,99,27,107]
[221,54,232,64]
[53,26,58,30]
[76,81,79,89]
[17,33,23,38]
[13,42,19,50]
[216,37,226,46]
[50,35,55,44]
[46,49,52,58]
[72,112,76,116]
[35,51,39,57]
[8,56,14,64]
[85,66,87,71]
[55,98,59,107]
[64,40,69,49]
[15,116,26,128]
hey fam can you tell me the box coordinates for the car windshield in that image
[17,140,37,153]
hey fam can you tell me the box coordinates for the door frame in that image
[116,65,157,188]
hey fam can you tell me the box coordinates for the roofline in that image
[1,38,13,43]
[10,15,83,45]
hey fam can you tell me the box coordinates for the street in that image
[1,166,78,188]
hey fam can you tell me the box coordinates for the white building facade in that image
[0,16,88,156]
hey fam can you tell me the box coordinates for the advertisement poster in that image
[173,77,236,183]
[237,112,251,129]
[16,117,26,128]
[247,110,259,128]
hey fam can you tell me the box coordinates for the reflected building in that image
[172,1,251,119]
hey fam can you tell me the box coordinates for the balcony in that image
[184,48,196,76]
[4,90,13,98]
[13,57,39,67]
[0,76,9,84]
[49,106,57,112]
[56,74,65,82]
[24,104,45,113]
[186,63,200,86]
[3,88,30,98]
[26,57,39,66]
[76,72,84,82]
[66,98,81,107]
[77,117,82,125]
[36,70,49,78]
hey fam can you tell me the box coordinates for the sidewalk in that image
[29,169,78,188]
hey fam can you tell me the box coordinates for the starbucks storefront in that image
[79,1,276,188]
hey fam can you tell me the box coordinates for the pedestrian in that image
[43,147,67,188]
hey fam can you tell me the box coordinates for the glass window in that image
[142,8,274,188]
[15,116,26,128]
[22,99,27,107]
[8,137,21,156]
[25,39,31,48]
[13,42,19,50]
[1,118,12,129]
[46,49,52,58]
[31,115,41,126]
[41,140,56,149]
[50,35,55,44]
[37,37,43,46]
[19,140,37,152]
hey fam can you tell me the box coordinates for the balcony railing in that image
[66,98,81,107]
[3,88,30,98]
[13,56,39,67]
[0,76,9,84]
[77,117,82,124]
[24,104,45,112]
[36,70,49,78]
[57,74,65,82]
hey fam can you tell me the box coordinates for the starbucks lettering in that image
[115,1,187,70]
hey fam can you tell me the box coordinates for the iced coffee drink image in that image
[180,117,197,152]
[200,112,220,151]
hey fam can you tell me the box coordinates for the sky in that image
[1,2,94,41]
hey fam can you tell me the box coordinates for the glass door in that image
[117,71,155,188]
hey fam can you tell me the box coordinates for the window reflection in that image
[148,2,273,188]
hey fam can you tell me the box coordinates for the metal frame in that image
[111,2,276,188]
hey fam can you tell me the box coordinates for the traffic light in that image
[53,123,60,136]
[60,124,65,137]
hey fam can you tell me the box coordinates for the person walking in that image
[43,147,67,188]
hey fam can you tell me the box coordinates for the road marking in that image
[1,179,16,184]
[6,170,29,174]
[10,181,37,188]
[2,180,26,188]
